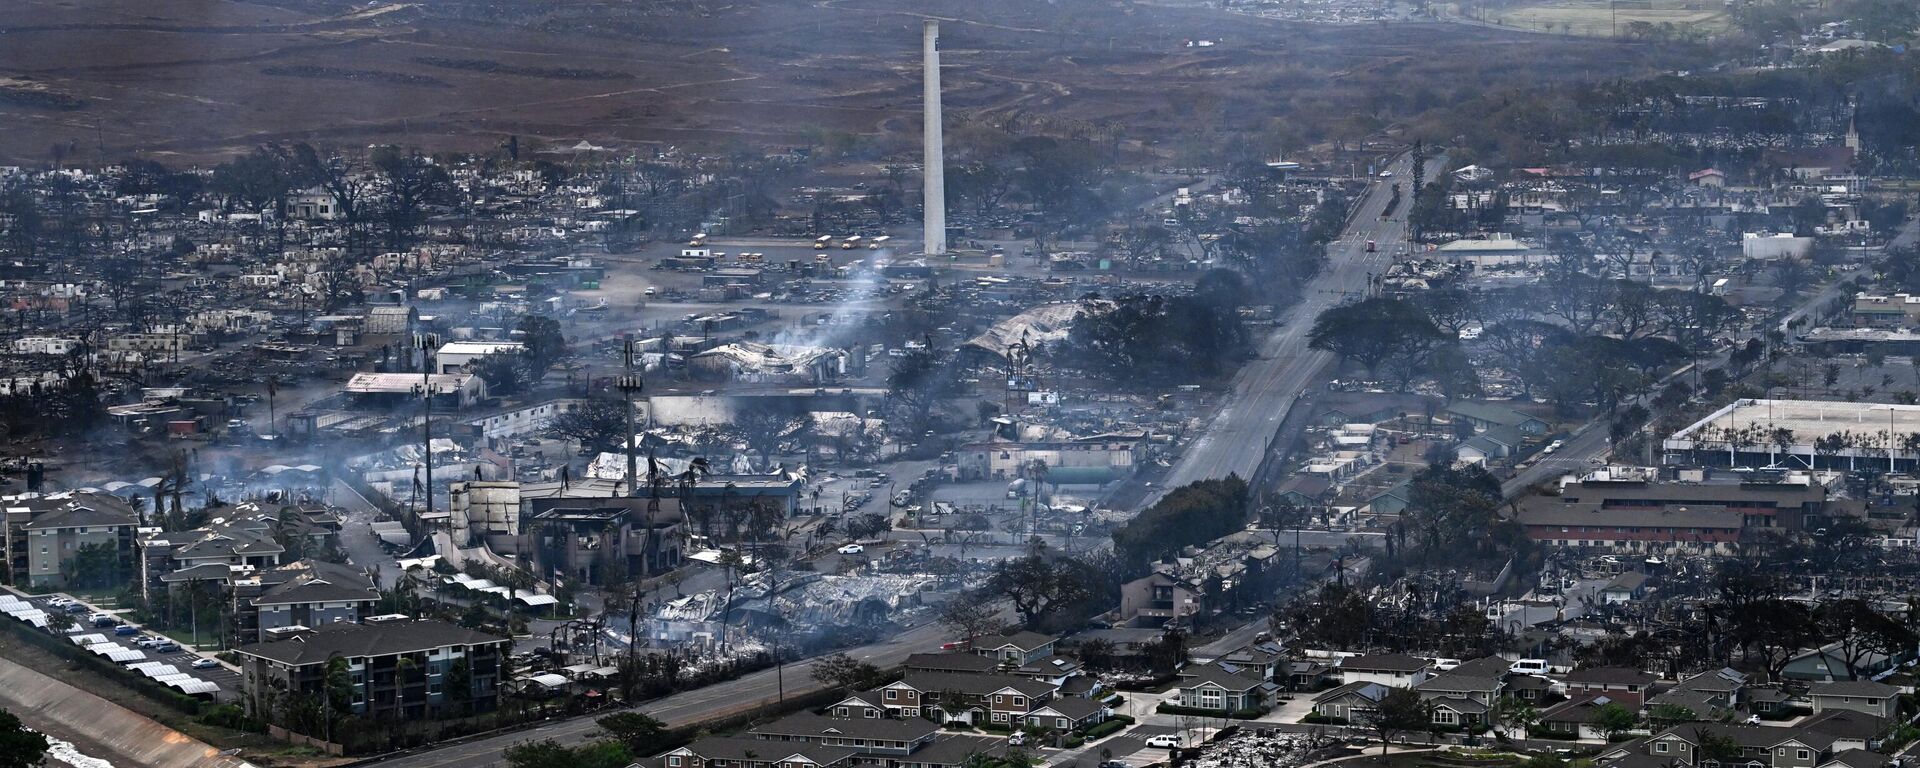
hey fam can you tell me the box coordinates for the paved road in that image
[1153,155,1426,500]
[330,478,406,588]
[1501,214,1920,497]
[375,621,951,767]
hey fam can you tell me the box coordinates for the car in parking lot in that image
[191,658,220,670]
[1145,734,1184,749]
[838,544,865,555]
[114,625,139,636]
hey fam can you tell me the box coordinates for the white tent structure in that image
[91,645,146,663]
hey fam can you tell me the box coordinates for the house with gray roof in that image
[661,736,858,768]
[3,493,138,588]
[1809,680,1899,719]
[233,617,508,723]
[1175,662,1276,714]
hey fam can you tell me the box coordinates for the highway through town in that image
[1153,154,1431,499]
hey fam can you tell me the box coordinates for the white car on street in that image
[1145,734,1184,749]
[838,544,865,555]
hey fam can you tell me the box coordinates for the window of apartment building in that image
[993,695,1003,705]
[1655,743,1669,753]
[1011,696,1025,707]
[885,689,897,700]
[1798,751,1810,761]
[667,758,682,767]
[1435,710,1456,725]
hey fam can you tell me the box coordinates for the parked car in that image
[1008,732,1026,746]
[114,626,139,636]
[1510,658,1550,675]
[191,658,220,670]
[153,642,181,653]
[1145,734,1184,749]
[838,544,865,555]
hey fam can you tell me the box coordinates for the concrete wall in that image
[0,655,239,768]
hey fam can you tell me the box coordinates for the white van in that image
[1510,658,1550,675]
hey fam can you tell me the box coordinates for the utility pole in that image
[415,333,439,518]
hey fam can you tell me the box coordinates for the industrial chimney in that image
[922,20,947,256]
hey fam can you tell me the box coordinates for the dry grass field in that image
[0,0,1693,163]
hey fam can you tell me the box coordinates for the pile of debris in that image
[1190,730,1314,768]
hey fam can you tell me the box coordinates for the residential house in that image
[882,672,1057,725]
[748,712,940,757]
[233,618,508,723]
[1367,482,1414,516]
[1560,667,1658,709]
[1820,751,1890,768]
[903,653,1000,676]
[1174,663,1275,714]
[970,631,1056,667]
[1783,642,1917,683]
[1024,697,1109,732]
[659,737,858,768]
[232,558,379,643]
[1116,570,1203,626]
[1538,694,1619,740]
[1413,671,1503,728]
[826,692,890,720]
[1446,402,1550,435]
[883,735,1008,768]
[1505,674,1554,704]
[2,493,138,588]
[1634,723,1836,768]
[1336,654,1432,687]
[1799,710,1890,753]
[1313,681,1389,722]
[1288,659,1337,691]
[1214,641,1284,683]
[1808,681,1898,719]
[1275,475,1333,509]
[1599,572,1650,604]
[138,515,287,603]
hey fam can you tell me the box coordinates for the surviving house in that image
[2,493,138,589]
[1807,681,1899,719]
[881,672,1058,725]
[233,617,508,723]
[1174,663,1276,715]
[1559,667,1658,709]
[1313,681,1389,722]
[1336,654,1432,687]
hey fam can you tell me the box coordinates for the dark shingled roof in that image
[1339,653,1431,674]
[897,672,1056,698]
[1561,667,1658,686]
[233,619,506,667]
[669,736,857,767]
[899,735,1007,768]
[750,712,938,743]
[903,652,999,674]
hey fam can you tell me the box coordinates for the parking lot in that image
[13,592,240,701]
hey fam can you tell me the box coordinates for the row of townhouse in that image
[656,633,1106,768]
[1314,654,1904,742]
[1600,718,1896,768]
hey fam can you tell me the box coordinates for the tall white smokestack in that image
[922,19,947,256]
